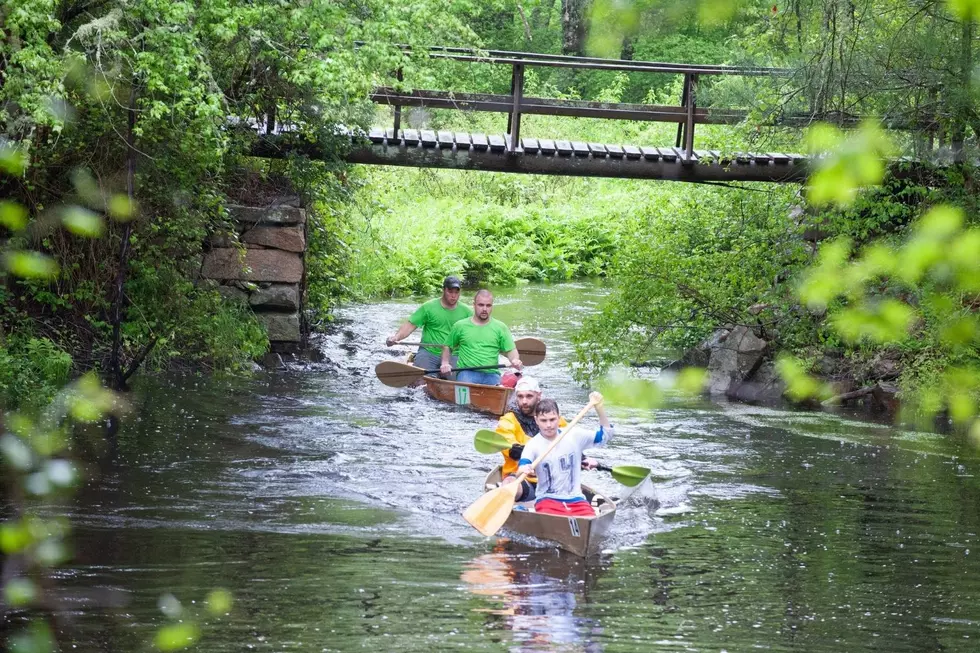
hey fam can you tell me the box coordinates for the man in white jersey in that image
[516,392,613,517]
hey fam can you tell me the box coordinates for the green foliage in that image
[572,183,804,382]
[0,337,73,410]
[340,166,620,298]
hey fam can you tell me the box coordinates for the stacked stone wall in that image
[202,201,307,350]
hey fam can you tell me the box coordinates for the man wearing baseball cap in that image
[386,275,471,376]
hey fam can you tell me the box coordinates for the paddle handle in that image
[512,399,598,486]
[420,363,510,374]
[393,341,447,348]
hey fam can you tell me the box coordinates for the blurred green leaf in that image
[9,621,56,653]
[4,578,38,607]
[108,194,136,221]
[62,206,105,238]
[34,539,67,567]
[0,144,27,175]
[948,0,980,23]
[158,593,183,618]
[597,374,665,409]
[674,367,707,397]
[4,251,60,279]
[1,523,32,554]
[70,168,104,208]
[776,354,832,401]
[1,434,35,470]
[206,588,233,615]
[0,200,29,231]
[45,459,77,487]
[154,623,201,651]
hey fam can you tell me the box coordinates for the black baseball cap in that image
[443,275,462,289]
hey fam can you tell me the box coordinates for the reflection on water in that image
[55,282,980,651]
[462,547,606,652]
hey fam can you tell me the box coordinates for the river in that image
[62,283,980,651]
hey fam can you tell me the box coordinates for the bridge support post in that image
[683,73,698,162]
[506,64,525,152]
[393,68,403,134]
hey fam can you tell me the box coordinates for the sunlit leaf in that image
[4,578,38,607]
[947,0,980,23]
[776,354,832,401]
[597,374,664,409]
[0,200,28,231]
[0,523,32,554]
[108,194,136,221]
[0,144,27,175]
[206,588,233,615]
[674,367,707,397]
[4,251,60,279]
[154,623,201,651]
[698,0,740,27]
[62,206,105,238]
[70,168,104,208]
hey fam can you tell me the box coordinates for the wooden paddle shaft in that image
[395,341,446,348]
[511,399,598,488]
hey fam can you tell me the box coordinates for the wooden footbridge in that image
[251,46,859,184]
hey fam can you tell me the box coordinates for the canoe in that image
[422,376,514,416]
[482,466,617,557]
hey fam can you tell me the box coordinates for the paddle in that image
[376,361,518,388]
[473,429,650,487]
[594,463,651,488]
[390,337,547,367]
[462,399,598,537]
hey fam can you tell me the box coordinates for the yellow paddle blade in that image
[462,482,519,537]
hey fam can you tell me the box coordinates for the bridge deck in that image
[344,128,809,183]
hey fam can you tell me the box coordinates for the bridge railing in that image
[370,44,797,162]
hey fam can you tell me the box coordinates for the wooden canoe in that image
[422,376,514,416]
[482,466,617,557]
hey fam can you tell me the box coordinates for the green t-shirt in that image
[448,317,516,369]
[409,298,473,355]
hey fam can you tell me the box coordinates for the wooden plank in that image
[368,127,385,143]
[694,149,712,162]
[385,128,398,142]
[488,134,507,151]
[639,146,660,160]
[403,129,420,145]
[657,147,677,161]
[555,140,573,155]
[522,137,540,153]
[471,133,489,150]
[768,152,791,164]
[539,138,556,154]
[571,141,590,156]
[588,143,608,156]
[673,146,696,163]
[420,130,437,147]
[789,153,807,165]
[753,152,771,164]
[437,131,454,148]
[623,145,642,159]
[735,152,751,164]
[454,132,472,149]
[606,144,625,158]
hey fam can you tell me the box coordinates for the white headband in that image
[514,377,541,393]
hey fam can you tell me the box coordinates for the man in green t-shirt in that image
[440,289,523,386]
[386,276,473,376]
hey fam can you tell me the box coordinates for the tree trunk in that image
[951,18,973,162]
[561,0,590,56]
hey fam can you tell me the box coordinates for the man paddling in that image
[495,376,574,502]
[516,393,612,517]
[440,289,522,385]
[386,275,472,376]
